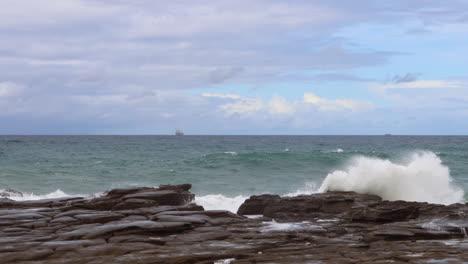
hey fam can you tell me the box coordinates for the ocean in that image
[1,135,467,212]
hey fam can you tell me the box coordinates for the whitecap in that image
[6,189,88,201]
[323,148,344,153]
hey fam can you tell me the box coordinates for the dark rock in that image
[122,190,193,206]
[105,187,155,197]
[152,214,212,224]
[112,198,158,210]
[237,194,281,215]
[159,184,192,192]
[73,212,124,224]
[0,186,467,263]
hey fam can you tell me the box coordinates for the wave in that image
[5,189,246,213]
[319,151,465,205]
[284,182,319,196]
[4,150,464,211]
[3,189,87,201]
[194,194,248,213]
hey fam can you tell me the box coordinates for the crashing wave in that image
[319,151,464,205]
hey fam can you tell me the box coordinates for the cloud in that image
[208,66,244,84]
[0,0,118,28]
[310,73,372,82]
[214,92,373,117]
[303,93,374,112]
[1,1,468,134]
[375,80,464,90]
[0,0,398,96]
[370,79,468,109]
[268,95,295,115]
[123,1,343,38]
[0,81,23,97]
[202,93,242,100]
[219,97,265,116]
[390,73,420,83]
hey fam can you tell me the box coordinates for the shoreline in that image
[1,184,467,263]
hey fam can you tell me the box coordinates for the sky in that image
[1,0,468,135]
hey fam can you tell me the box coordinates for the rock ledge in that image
[1,185,467,263]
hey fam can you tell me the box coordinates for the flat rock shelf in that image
[1,184,467,263]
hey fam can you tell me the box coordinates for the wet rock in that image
[122,190,194,206]
[49,216,79,225]
[112,198,158,210]
[237,194,280,215]
[73,212,124,224]
[152,214,212,224]
[0,186,467,263]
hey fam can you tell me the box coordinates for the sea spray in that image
[284,182,319,196]
[5,189,87,201]
[194,194,248,213]
[319,151,464,205]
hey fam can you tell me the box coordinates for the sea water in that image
[1,136,467,212]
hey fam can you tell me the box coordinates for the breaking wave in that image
[194,194,248,213]
[319,151,464,205]
[3,189,86,201]
[4,151,465,211]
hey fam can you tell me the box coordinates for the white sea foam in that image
[5,189,88,201]
[319,151,464,205]
[284,182,319,196]
[214,258,236,264]
[261,220,324,232]
[194,194,248,213]
[323,148,344,153]
[223,151,238,155]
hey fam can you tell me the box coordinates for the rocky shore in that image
[1,185,467,264]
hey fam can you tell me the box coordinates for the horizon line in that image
[1,134,467,136]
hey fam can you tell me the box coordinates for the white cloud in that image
[202,93,242,100]
[220,97,264,116]
[303,92,374,112]
[268,95,295,114]
[213,92,373,117]
[370,79,468,108]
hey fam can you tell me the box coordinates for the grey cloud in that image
[1,0,467,134]
[406,28,432,35]
[312,73,373,82]
[390,73,421,83]
[0,0,406,96]
[208,67,244,84]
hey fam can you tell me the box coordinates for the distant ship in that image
[175,129,184,136]
[384,134,392,136]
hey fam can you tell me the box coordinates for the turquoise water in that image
[1,136,467,203]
